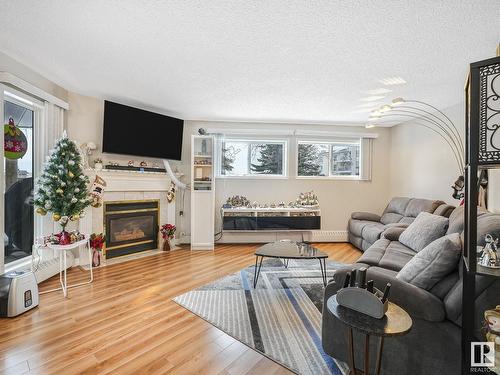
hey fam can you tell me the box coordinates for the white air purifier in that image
[0,270,39,317]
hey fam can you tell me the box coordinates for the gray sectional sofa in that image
[323,206,500,375]
[348,197,455,251]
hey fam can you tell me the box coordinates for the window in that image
[297,141,360,178]
[219,139,287,177]
[3,93,35,264]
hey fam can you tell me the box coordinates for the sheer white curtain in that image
[35,102,65,260]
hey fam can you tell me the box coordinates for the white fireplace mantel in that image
[85,169,172,192]
[79,169,177,244]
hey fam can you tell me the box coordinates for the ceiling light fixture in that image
[360,95,386,102]
[365,124,376,129]
[365,88,392,95]
[379,77,407,86]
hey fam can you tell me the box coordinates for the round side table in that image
[326,294,412,375]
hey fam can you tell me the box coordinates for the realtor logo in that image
[471,342,495,367]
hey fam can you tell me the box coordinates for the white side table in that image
[38,238,93,298]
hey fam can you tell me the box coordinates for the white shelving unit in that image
[190,135,215,250]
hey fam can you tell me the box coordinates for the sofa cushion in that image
[378,241,415,271]
[434,204,455,218]
[397,233,462,290]
[382,226,407,241]
[380,212,403,225]
[351,212,381,221]
[362,224,386,244]
[358,238,389,266]
[405,198,444,217]
[384,197,411,216]
[399,212,449,252]
[348,219,384,238]
[447,206,464,235]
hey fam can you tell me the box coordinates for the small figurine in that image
[140,161,148,167]
[127,160,135,167]
[479,234,499,268]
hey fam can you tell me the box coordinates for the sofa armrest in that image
[381,226,407,241]
[326,265,446,322]
[351,212,381,222]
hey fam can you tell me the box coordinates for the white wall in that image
[389,103,464,205]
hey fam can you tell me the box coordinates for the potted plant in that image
[160,223,176,251]
[90,233,105,267]
[94,158,103,171]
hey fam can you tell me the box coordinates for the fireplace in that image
[103,200,159,259]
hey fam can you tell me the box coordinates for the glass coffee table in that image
[253,240,329,288]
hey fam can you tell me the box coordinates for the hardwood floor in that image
[0,243,361,375]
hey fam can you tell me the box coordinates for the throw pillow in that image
[396,233,462,290]
[399,212,449,252]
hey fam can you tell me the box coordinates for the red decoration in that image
[4,117,28,160]
[160,223,176,239]
[58,231,71,245]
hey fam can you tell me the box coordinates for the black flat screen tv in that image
[102,100,184,160]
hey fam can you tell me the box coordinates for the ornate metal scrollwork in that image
[479,62,500,162]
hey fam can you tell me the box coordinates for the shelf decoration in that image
[226,195,250,208]
[295,191,319,207]
[478,233,500,268]
[43,230,86,246]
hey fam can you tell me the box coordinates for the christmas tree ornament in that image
[68,171,74,178]
[4,117,28,160]
[70,214,80,221]
[36,207,47,216]
[44,202,52,209]
[56,188,64,194]
[71,197,78,203]
[52,213,61,221]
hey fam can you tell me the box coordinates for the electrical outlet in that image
[179,210,184,216]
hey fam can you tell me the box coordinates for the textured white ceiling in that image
[0,1,498,125]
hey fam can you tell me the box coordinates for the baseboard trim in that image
[217,230,348,244]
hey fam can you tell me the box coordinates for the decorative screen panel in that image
[479,61,500,163]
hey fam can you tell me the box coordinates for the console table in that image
[222,207,321,231]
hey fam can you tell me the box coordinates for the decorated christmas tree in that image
[34,132,92,232]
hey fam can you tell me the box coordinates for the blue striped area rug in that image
[173,258,348,375]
